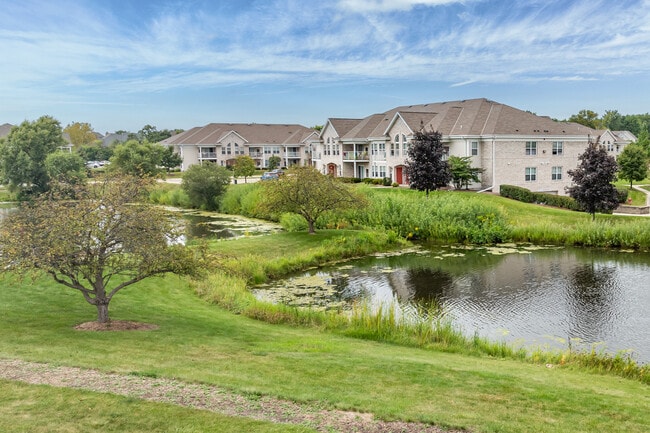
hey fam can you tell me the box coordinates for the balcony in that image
[249,152,263,158]
[286,152,301,158]
[342,151,369,161]
[199,151,218,159]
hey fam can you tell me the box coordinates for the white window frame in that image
[526,141,537,156]
[552,166,562,181]
[552,141,563,155]
[525,167,537,182]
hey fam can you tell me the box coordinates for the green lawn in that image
[0,273,647,433]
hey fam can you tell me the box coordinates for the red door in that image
[396,166,403,184]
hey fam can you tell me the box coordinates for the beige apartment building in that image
[161,123,318,170]
[313,98,634,195]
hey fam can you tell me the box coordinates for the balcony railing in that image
[286,152,301,158]
[249,152,263,158]
[343,151,369,161]
[199,151,218,159]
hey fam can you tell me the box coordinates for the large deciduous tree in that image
[617,143,648,189]
[0,116,65,198]
[566,143,619,220]
[160,146,183,172]
[261,166,366,234]
[110,140,165,178]
[181,163,232,211]
[405,129,451,196]
[267,155,281,171]
[64,122,97,147]
[0,175,199,323]
[233,155,256,183]
[568,109,601,129]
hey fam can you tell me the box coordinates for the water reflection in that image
[254,246,650,363]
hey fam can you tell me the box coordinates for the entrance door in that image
[327,163,337,177]
[357,165,364,179]
[396,166,403,184]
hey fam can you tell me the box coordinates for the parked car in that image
[260,171,279,181]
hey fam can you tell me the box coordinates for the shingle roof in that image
[324,98,596,141]
[161,123,316,146]
[0,123,14,139]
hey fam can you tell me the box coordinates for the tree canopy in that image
[0,116,66,198]
[267,155,281,171]
[110,140,165,178]
[566,143,619,219]
[405,129,451,196]
[0,175,199,323]
[617,143,648,189]
[261,166,366,234]
[233,155,256,182]
[567,110,601,129]
[448,155,483,190]
[64,122,97,147]
[181,163,232,211]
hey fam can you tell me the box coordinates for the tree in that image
[566,143,619,220]
[110,140,164,178]
[44,151,86,195]
[233,155,256,183]
[64,122,97,147]
[267,155,281,170]
[0,116,65,198]
[448,156,483,190]
[160,146,183,172]
[0,175,199,323]
[617,143,648,189]
[568,110,601,129]
[181,163,231,211]
[405,129,451,196]
[261,166,366,234]
[138,125,178,143]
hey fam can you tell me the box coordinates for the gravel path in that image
[0,358,464,433]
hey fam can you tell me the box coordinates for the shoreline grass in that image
[194,230,648,384]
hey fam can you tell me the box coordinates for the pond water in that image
[252,245,650,364]
[0,205,280,242]
[171,209,281,241]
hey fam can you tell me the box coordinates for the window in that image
[526,141,537,155]
[552,166,562,181]
[394,134,400,143]
[552,141,563,155]
[525,167,537,182]
[471,141,478,156]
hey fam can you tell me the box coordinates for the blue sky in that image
[1,0,648,133]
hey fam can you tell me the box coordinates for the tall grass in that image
[348,189,511,244]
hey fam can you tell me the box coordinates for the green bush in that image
[279,212,308,232]
[500,185,581,211]
[616,188,629,204]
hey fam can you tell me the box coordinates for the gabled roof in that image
[324,118,363,139]
[161,123,317,146]
[323,98,598,141]
[0,123,14,139]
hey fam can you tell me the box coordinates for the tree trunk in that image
[308,219,316,234]
[96,302,110,323]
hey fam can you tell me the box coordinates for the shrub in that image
[616,188,629,204]
[500,185,581,211]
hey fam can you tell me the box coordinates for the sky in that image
[1,0,649,134]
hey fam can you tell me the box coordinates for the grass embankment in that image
[0,272,648,433]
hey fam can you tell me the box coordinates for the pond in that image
[170,209,281,241]
[252,245,650,364]
[0,205,281,242]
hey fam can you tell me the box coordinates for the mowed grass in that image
[0,273,648,433]
[0,380,314,433]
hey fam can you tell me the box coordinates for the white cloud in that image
[338,0,464,13]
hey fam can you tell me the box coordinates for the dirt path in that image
[0,358,464,433]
